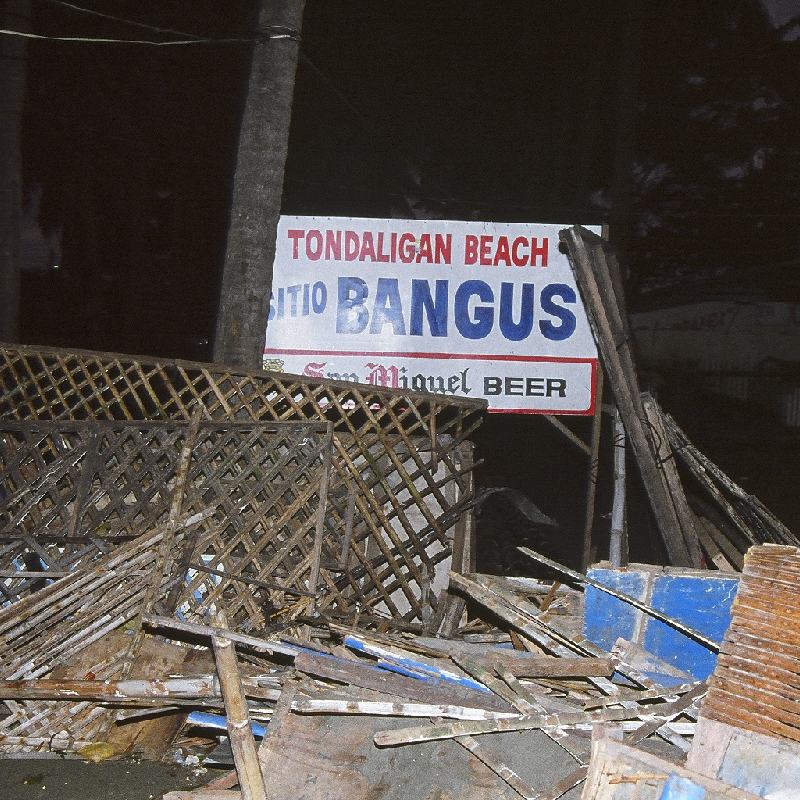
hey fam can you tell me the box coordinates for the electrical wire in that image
[37,0,204,39]
[34,0,302,43]
[0,27,247,45]
[0,26,299,45]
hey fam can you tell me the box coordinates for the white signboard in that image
[263,216,599,414]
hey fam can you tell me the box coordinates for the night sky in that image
[19,0,799,355]
[12,0,800,563]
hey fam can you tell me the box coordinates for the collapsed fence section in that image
[0,344,486,629]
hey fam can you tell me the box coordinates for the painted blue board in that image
[584,566,739,682]
[658,774,706,800]
[646,574,738,680]
[583,569,648,651]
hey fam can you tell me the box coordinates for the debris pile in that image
[0,227,798,799]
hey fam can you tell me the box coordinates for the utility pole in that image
[0,0,30,343]
[213,0,305,370]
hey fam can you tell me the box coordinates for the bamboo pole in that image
[212,611,267,800]
[608,407,627,566]
[0,676,279,705]
[373,706,639,747]
[142,614,298,658]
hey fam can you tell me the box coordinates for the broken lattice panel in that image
[0,421,334,631]
[0,344,484,626]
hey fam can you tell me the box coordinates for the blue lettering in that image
[498,282,534,341]
[455,280,493,340]
[539,283,577,341]
[370,277,406,336]
[336,277,369,334]
[410,279,448,337]
[311,281,327,313]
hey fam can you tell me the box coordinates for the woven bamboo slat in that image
[0,344,485,627]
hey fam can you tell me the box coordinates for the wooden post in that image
[212,611,268,800]
[581,369,604,570]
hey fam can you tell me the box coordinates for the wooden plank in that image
[641,393,704,568]
[559,227,692,566]
[291,697,518,721]
[293,650,511,712]
[373,706,642,747]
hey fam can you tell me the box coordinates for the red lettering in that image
[306,229,322,260]
[493,236,511,266]
[359,231,376,261]
[287,229,304,259]
[416,233,433,262]
[464,235,479,265]
[303,361,326,379]
[398,233,415,263]
[530,237,548,266]
[345,230,359,261]
[479,235,492,265]
[511,236,527,267]
[434,233,452,264]
[376,232,390,262]
[325,229,341,260]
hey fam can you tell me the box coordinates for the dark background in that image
[14,0,800,566]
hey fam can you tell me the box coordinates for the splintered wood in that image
[700,544,800,743]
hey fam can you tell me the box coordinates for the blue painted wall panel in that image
[584,566,739,682]
[646,575,738,680]
[583,568,648,652]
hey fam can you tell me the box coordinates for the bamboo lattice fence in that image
[0,343,485,629]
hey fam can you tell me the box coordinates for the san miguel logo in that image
[303,361,471,395]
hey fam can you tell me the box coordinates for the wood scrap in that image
[293,650,511,712]
[142,614,298,658]
[373,706,645,747]
[291,697,518,720]
[411,637,616,677]
[0,675,279,704]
